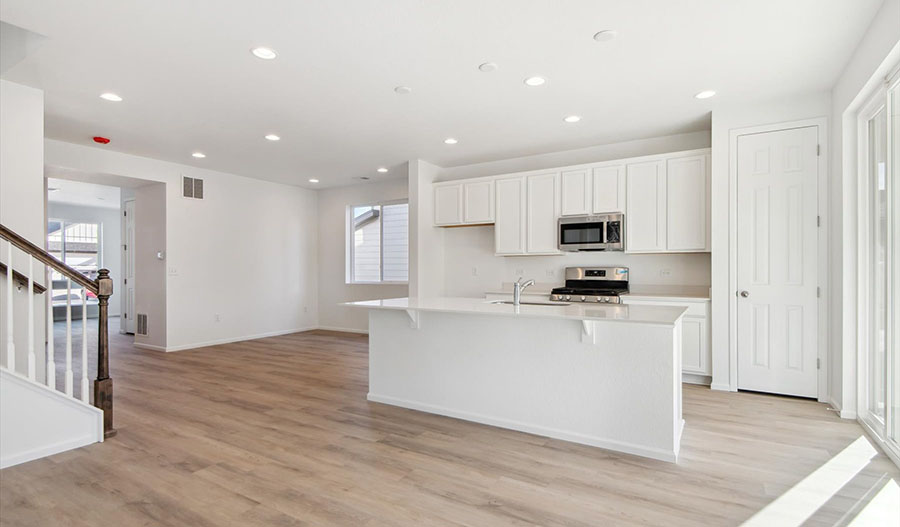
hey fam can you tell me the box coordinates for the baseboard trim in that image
[134,326,319,353]
[709,382,734,392]
[682,373,711,386]
[367,392,678,463]
[316,325,369,335]
[0,434,100,469]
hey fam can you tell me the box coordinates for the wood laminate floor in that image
[1,330,897,526]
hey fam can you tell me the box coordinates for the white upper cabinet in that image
[494,177,526,254]
[526,173,561,254]
[666,155,709,251]
[463,180,494,224]
[592,165,625,213]
[434,148,710,253]
[434,183,463,226]
[626,160,667,252]
[434,179,495,226]
[560,169,592,216]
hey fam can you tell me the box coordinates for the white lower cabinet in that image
[620,297,711,378]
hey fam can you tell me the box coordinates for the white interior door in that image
[122,199,136,334]
[737,126,818,398]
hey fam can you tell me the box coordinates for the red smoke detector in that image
[92,136,110,144]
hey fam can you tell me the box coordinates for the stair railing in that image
[1,223,115,438]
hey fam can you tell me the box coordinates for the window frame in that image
[346,199,409,285]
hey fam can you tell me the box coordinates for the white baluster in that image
[80,288,89,402]
[65,278,73,397]
[27,255,35,380]
[6,241,15,371]
[46,266,56,390]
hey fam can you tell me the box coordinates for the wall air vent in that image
[182,175,204,199]
[136,313,148,336]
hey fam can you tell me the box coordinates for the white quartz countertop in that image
[622,285,711,302]
[344,297,687,326]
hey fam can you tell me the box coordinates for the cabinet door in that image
[666,155,709,251]
[681,316,709,374]
[526,173,560,254]
[463,180,494,223]
[434,184,462,226]
[560,169,591,216]
[626,160,666,251]
[592,165,624,213]
[494,177,526,254]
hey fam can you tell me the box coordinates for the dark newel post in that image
[94,268,116,438]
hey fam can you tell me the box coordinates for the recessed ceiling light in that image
[377,167,389,173]
[97,197,106,201]
[48,187,60,192]
[265,134,280,141]
[694,90,716,99]
[593,30,617,42]
[564,115,582,123]
[478,62,498,72]
[524,76,546,87]
[308,178,319,183]
[394,86,412,95]
[99,93,122,102]
[360,176,371,181]
[251,47,277,60]
[444,138,458,145]
[192,152,206,158]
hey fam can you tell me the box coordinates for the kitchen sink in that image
[488,300,571,306]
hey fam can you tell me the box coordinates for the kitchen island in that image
[345,297,687,462]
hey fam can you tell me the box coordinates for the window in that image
[348,201,408,283]
[857,68,900,461]
[47,220,102,309]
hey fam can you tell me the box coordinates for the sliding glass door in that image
[860,70,900,460]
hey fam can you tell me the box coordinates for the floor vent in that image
[136,313,148,336]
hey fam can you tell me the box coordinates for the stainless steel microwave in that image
[558,213,624,251]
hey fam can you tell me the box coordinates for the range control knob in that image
[580,295,586,301]
[565,295,571,301]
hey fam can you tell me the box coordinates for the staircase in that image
[0,223,115,468]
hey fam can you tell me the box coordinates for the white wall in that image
[408,160,445,299]
[831,0,900,417]
[709,91,832,393]
[44,140,319,351]
[0,79,46,381]
[317,178,408,333]
[47,201,123,316]
[443,226,711,297]
[439,130,711,181]
[133,183,167,349]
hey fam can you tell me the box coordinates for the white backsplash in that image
[442,225,711,298]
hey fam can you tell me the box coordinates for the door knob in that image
[740,290,750,298]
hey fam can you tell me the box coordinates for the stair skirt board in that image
[0,368,103,469]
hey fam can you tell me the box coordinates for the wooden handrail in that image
[0,262,47,294]
[0,224,98,294]
[0,223,115,438]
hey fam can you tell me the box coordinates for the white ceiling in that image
[47,177,121,209]
[0,0,883,188]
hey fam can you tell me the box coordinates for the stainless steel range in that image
[550,267,628,303]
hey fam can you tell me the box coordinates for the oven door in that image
[558,217,607,251]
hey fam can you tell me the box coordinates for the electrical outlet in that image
[472,266,478,276]
[659,268,672,278]
[303,306,308,313]
[515,268,525,276]
[168,266,178,276]
[214,314,221,322]
[546,269,555,277]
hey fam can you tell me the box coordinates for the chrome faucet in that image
[513,277,535,306]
